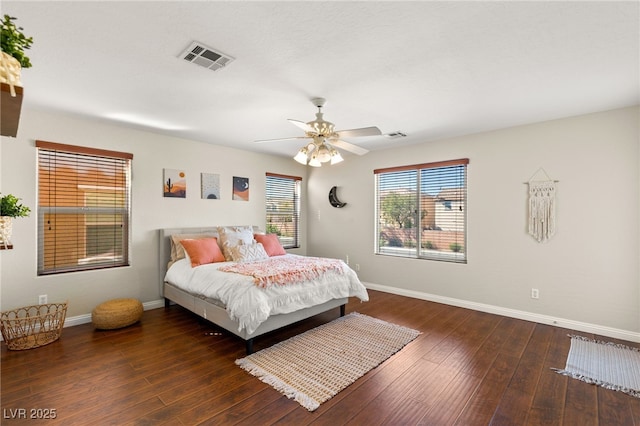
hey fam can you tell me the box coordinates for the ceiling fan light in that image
[316,144,332,163]
[285,98,373,167]
[330,150,344,165]
[293,148,308,164]
[308,156,322,167]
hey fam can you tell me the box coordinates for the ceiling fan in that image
[255,98,382,167]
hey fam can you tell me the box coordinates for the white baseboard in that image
[363,282,640,343]
[59,299,165,328]
[9,291,638,345]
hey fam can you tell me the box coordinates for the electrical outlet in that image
[38,294,48,305]
[531,288,539,299]
[345,255,349,265]
[355,264,360,271]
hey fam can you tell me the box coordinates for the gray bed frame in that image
[159,227,346,354]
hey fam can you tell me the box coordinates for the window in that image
[375,158,469,263]
[36,141,133,275]
[265,173,301,249]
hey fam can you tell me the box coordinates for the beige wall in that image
[0,109,308,317]
[1,106,638,339]
[307,106,640,336]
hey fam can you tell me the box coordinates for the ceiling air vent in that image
[178,41,234,72]
[384,131,407,139]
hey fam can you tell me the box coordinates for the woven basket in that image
[0,302,67,350]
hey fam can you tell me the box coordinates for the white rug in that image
[236,312,420,411]
[554,334,640,398]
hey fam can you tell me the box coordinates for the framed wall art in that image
[201,173,220,199]
[233,176,249,201]
[163,168,186,198]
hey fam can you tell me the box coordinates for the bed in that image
[160,226,369,353]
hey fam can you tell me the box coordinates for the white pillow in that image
[217,226,256,260]
[230,242,269,263]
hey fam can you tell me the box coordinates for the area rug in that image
[554,334,640,398]
[235,312,420,411]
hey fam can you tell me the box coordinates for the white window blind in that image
[36,140,133,275]
[265,173,301,249]
[374,158,469,263]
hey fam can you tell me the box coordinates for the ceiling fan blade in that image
[330,139,369,156]
[254,136,311,144]
[335,126,382,138]
[288,119,314,133]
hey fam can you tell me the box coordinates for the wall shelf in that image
[1,82,24,137]
[0,244,14,250]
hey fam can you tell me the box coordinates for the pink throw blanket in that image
[218,256,346,288]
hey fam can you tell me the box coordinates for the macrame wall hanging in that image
[526,168,558,243]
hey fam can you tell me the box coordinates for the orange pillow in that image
[254,233,286,256]
[180,238,225,267]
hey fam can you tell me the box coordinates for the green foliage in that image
[1,15,33,68]
[265,223,281,235]
[404,239,416,248]
[449,242,463,253]
[381,192,416,229]
[422,240,436,250]
[0,194,30,218]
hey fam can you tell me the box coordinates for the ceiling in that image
[4,1,639,160]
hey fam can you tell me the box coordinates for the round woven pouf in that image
[92,298,143,330]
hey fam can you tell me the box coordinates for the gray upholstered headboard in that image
[159,226,260,288]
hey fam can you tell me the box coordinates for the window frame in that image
[36,140,133,275]
[374,158,469,263]
[265,172,301,249]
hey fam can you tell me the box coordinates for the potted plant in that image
[1,14,33,90]
[0,193,30,245]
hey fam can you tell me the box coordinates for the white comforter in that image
[164,254,369,334]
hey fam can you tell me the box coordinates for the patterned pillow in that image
[230,242,269,263]
[217,226,256,260]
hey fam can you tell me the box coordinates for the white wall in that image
[2,106,638,338]
[307,106,640,336]
[0,108,308,317]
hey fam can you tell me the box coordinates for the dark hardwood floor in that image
[2,290,639,425]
